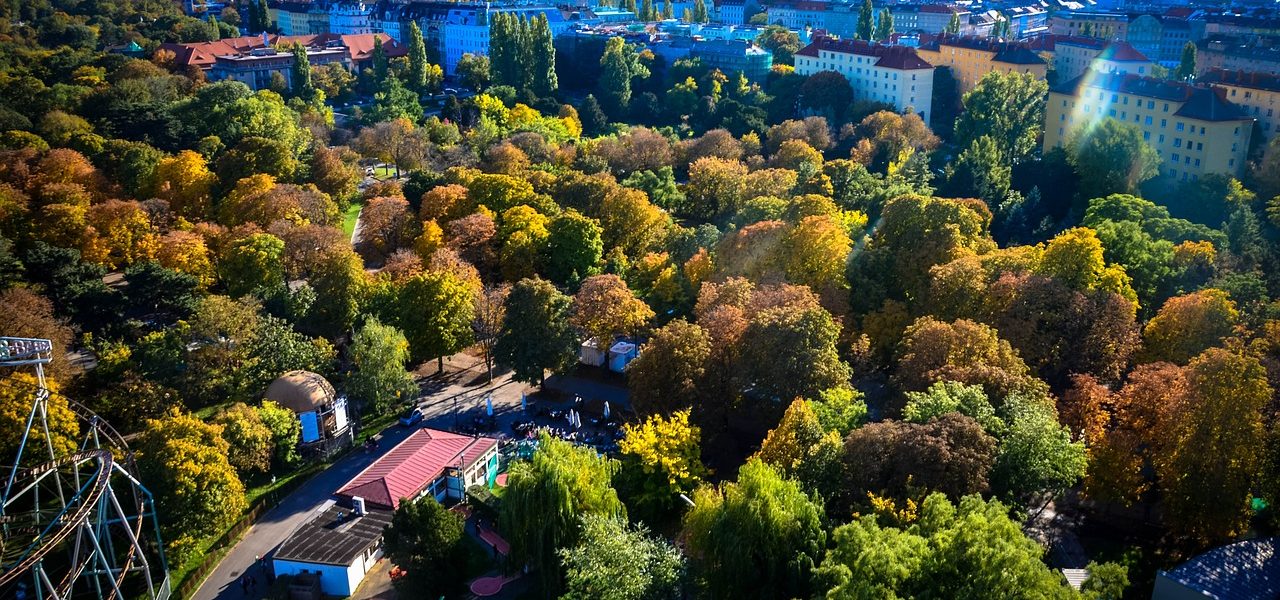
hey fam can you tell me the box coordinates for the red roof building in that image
[337,428,499,510]
[159,32,405,71]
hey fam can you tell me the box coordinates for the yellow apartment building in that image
[1200,68,1280,141]
[916,35,1047,94]
[1045,72,1254,181]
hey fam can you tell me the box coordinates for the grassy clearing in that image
[342,201,363,239]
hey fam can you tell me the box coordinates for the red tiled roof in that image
[796,36,933,70]
[159,33,405,69]
[1097,41,1149,62]
[336,428,497,510]
[1200,68,1280,93]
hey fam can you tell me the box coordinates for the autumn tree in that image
[212,402,274,475]
[219,232,286,298]
[348,318,418,415]
[848,110,940,173]
[571,274,654,344]
[627,319,711,416]
[0,372,79,461]
[495,278,578,385]
[616,410,708,522]
[152,150,216,218]
[756,398,844,499]
[894,317,1047,408]
[739,307,851,404]
[844,413,998,502]
[1142,289,1239,364]
[135,410,247,563]
[473,284,509,383]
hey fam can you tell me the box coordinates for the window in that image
[1172,153,1180,162]
[1196,142,1202,151]
[1176,122,1184,131]
[1174,138,1181,148]
[1147,100,1154,109]
[1159,134,1164,143]
[1230,158,1236,167]
[1163,103,1169,112]
[1194,158,1201,167]
[1145,116,1152,125]
[1143,131,1150,140]
[1161,119,1167,128]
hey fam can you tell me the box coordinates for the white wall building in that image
[794,37,936,123]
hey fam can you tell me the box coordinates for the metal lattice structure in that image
[0,337,170,600]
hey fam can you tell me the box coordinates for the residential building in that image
[1051,36,1108,81]
[691,38,774,81]
[891,4,968,36]
[916,35,1047,94]
[1152,538,1280,600]
[272,428,500,597]
[329,1,376,35]
[1003,5,1049,40]
[1091,41,1154,76]
[441,5,571,74]
[1196,36,1280,76]
[1200,68,1280,139]
[767,0,830,31]
[716,0,746,25]
[1048,10,1129,40]
[159,33,405,73]
[794,36,935,123]
[1200,15,1280,44]
[1045,72,1254,181]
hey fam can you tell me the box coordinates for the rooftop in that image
[1200,68,1280,93]
[1096,41,1149,62]
[920,35,1046,65]
[796,36,933,70]
[1160,538,1280,599]
[336,428,497,510]
[274,503,394,567]
[1052,71,1251,122]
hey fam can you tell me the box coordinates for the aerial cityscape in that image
[2,0,1280,597]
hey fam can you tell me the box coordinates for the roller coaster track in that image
[0,337,168,600]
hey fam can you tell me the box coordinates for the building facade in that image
[1048,10,1129,40]
[916,35,1047,94]
[691,38,773,81]
[1201,68,1280,140]
[794,37,935,123]
[891,4,967,36]
[1196,36,1280,76]
[1045,72,1254,181]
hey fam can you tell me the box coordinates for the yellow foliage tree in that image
[152,150,216,218]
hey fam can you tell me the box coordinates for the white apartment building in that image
[794,37,935,123]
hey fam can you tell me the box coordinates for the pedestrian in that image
[240,574,250,596]
[250,575,257,592]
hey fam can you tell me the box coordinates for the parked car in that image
[399,407,425,427]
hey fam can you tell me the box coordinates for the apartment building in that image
[1048,10,1128,40]
[1200,68,1280,140]
[916,35,1046,93]
[1195,36,1280,76]
[891,4,967,35]
[794,37,935,123]
[1045,72,1254,181]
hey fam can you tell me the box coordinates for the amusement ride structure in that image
[0,337,170,599]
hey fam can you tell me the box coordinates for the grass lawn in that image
[342,201,363,239]
[373,165,398,180]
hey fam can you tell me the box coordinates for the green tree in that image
[946,134,1012,206]
[456,53,491,90]
[495,278,578,385]
[545,210,603,285]
[1175,41,1196,80]
[903,381,1005,435]
[397,270,475,370]
[816,493,1084,598]
[212,402,274,475]
[682,459,825,599]
[371,35,389,85]
[560,515,686,600]
[404,21,436,94]
[599,37,649,117]
[857,0,874,40]
[756,25,803,66]
[384,496,468,597]
[874,8,894,41]
[502,434,623,596]
[953,71,1048,163]
[348,318,419,415]
[1070,118,1161,199]
[531,14,559,97]
[220,232,285,298]
[992,395,1087,500]
[136,410,246,562]
[369,76,423,123]
[692,0,709,23]
[945,12,961,34]
[756,398,844,498]
[258,400,301,468]
[290,43,314,99]
[639,0,655,21]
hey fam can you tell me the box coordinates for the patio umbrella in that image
[486,395,493,417]
[603,401,611,419]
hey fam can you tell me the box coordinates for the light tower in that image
[0,337,170,600]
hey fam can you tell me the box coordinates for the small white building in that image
[579,339,607,367]
[608,341,637,373]
[793,36,936,124]
[272,501,394,597]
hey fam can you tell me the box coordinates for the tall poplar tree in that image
[1176,42,1197,80]
[371,36,388,86]
[405,21,429,93]
[663,0,674,19]
[693,0,709,23]
[531,14,558,97]
[290,43,314,99]
[875,8,894,40]
[640,0,654,21]
[945,12,961,34]
[856,0,873,40]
